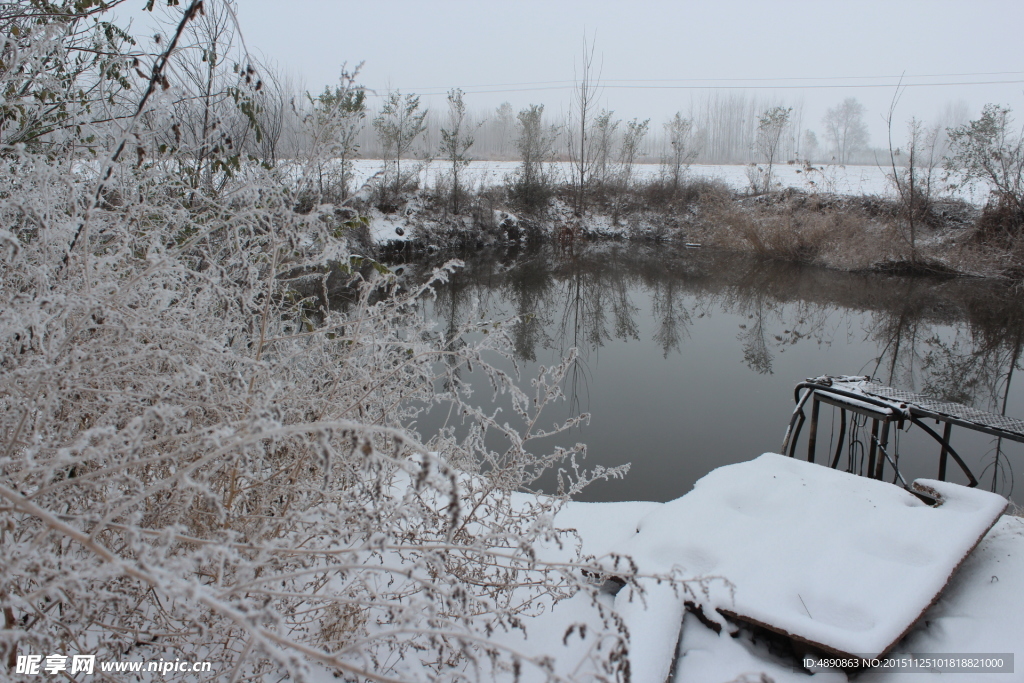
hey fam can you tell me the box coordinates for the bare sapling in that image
[439,87,476,215]
[663,112,697,197]
[568,34,601,217]
[614,117,649,220]
[886,82,940,264]
[373,90,427,210]
[593,109,620,194]
[755,106,792,194]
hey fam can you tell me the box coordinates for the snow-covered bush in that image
[0,2,639,680]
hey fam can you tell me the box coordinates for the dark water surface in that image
[400,243,1024,505]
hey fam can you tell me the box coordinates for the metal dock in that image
[782,375,1024,488]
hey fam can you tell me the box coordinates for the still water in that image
[401,242,1024,505]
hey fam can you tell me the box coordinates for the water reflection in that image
[399,243,1024,504]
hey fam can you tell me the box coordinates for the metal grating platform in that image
[831,378,1024,443]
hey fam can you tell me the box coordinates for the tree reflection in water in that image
[403,243,1024,502]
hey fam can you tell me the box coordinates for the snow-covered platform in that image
[673,514,1024,683]
[554,454,1014,682]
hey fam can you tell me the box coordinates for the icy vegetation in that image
[0,2,652,680]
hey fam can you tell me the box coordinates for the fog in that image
[111,0,1024,151]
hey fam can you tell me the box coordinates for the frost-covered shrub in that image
[507,105,558,213]
[0,3,639,680]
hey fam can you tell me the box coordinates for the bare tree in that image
[567,34,601,216]
[168,0,257,194]
[886,85,940,263]
[373,90,427,207]
[439,87,476,214]
[687,92,759,164]
[493,101,515,159]
[249,61,293,167]
[755,106,792,193]
[663,111,696,194]
[618,117,649,189]
[822,97,868,164]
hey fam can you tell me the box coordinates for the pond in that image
[398,242,1024,505]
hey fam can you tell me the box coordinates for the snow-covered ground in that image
[349,159,993,205]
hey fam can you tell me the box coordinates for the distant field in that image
[349,159,991,204]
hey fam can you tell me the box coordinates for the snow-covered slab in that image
[552,500,663,560]
[474,500,663,683]
[552,501,685,682]
[857,514,1024,683]
[674,611,848,683]
[672,514,1024,683]
[613,453,1007,660]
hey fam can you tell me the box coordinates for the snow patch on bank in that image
[348,160,995,206]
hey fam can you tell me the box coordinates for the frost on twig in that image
[0,3,684,680]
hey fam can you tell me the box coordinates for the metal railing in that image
[782,376,1024,489]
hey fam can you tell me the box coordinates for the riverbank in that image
[351,164,1020,281]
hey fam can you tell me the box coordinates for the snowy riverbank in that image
[348,160,993,206]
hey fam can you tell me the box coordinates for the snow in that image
[597,454,1007,663]
[614,579,688,683]
[366,208,414,243]
[325,456,1020,682]
[347,160,995,206]
[352,159,993,244]
[857,514,1024,682]
[545,504,689,683]
[343,157,998,245]
[669,514,1024,683]
[481,590,621,683]
[552,500,663,559]
[545,501,687,683]
[403,455,1018,682]
[536,459,1021,682]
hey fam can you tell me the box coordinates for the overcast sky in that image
[123,0,1024,147]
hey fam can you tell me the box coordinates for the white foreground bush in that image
[0,2,636,680]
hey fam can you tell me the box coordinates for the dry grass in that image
[701,196,890,270]
[687,192,1024,280]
